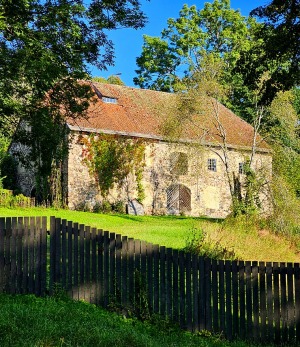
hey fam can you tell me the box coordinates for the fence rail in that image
[0,216,299,344]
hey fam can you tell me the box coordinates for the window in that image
[239,162,245,174]
[102,96,117,104]
[170,152,188,175]
[208,158,217,172]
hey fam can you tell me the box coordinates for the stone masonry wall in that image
[66,132,272,218]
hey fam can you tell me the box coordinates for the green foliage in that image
[83,134,145,200]
[231,160,265,217]
[249,0,300,99]
[0,189,31,208]
[92,75,125,85]
[184,227,236,260]
[134,0,261,120]
[0,0,146,205]
[0,154,19,192]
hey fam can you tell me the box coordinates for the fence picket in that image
[212,259,218,333]
[259,262,267,342]
[219,259,225,334]
[97,229,104,306]
[153,244,160,314]
[16,217,23,294]
[295,263,300,342]
[166,248,173,319]
[61,219,67,290]
[67,221,73,292]
[11,217,17,294]
[239,261,246,340]
[159,245,166,317]
[287,263,294,341]
[28,217,35,294]
[192,254,199,332]
[73,222,79,300]
[225,260,232,340]
[273,262,280,343]
[121,235,128,307]
[186,252,192,331]
[91,227,97,303]
[85,226,91,303]
[35,217,41,296]
[0,218,4,293]
[172,249,179,322]
[40,216,47,296]
[232,261,239,338]
[245,261,252,339]
[103,231,110,307]
[22,217,29,294]
[266,262,274,341]
[252,261,259,341]
[179,250,186,328]
[146,242,153,313]
[109,233,116,302]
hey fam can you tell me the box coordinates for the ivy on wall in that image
[82,134,146,202]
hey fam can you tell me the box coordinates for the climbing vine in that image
[82,134,146,201]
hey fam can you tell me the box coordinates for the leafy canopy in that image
[0,0,147,201]
[134,0,258,94]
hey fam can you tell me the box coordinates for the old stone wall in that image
[66,132,272,218]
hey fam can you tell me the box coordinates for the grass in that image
[0,206,299,262]
[0,293,278,347]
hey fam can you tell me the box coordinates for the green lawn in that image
[0,206,299,262]
[0,206,209,249]
[0,293,277,347]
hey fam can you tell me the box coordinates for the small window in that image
[102,96,117,104]
[208,158,217,172]
[170,152,188,175]
[239,162,245,174]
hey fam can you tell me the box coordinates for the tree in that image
[92,75,125,85]
[0,0,147,203]
[134,0,259,95]
[161,55,272,216]
[241,0,300,103]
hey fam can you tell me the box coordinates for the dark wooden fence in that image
[0,216,300,344]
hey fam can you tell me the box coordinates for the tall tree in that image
[0,0,147,202]
[243,0,300,102]
[134,0,258,94]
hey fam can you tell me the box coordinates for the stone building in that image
[63,82,272,218]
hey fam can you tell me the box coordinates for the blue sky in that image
[90,0,266,86]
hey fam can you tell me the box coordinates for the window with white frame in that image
[208,158,217,172]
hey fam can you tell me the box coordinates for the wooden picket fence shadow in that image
[0,216,300,344]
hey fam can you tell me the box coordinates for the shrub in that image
[184,227,236,260]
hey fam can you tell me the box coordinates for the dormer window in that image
[102,96,117,104]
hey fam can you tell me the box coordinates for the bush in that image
[184,227,236,260]
[0,189,32,208]
[112,200,125,214]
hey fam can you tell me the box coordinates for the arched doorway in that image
[166,184,191,214]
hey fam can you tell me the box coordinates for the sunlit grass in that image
[0,206,299,262]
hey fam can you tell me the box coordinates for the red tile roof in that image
[67,82,270,152]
